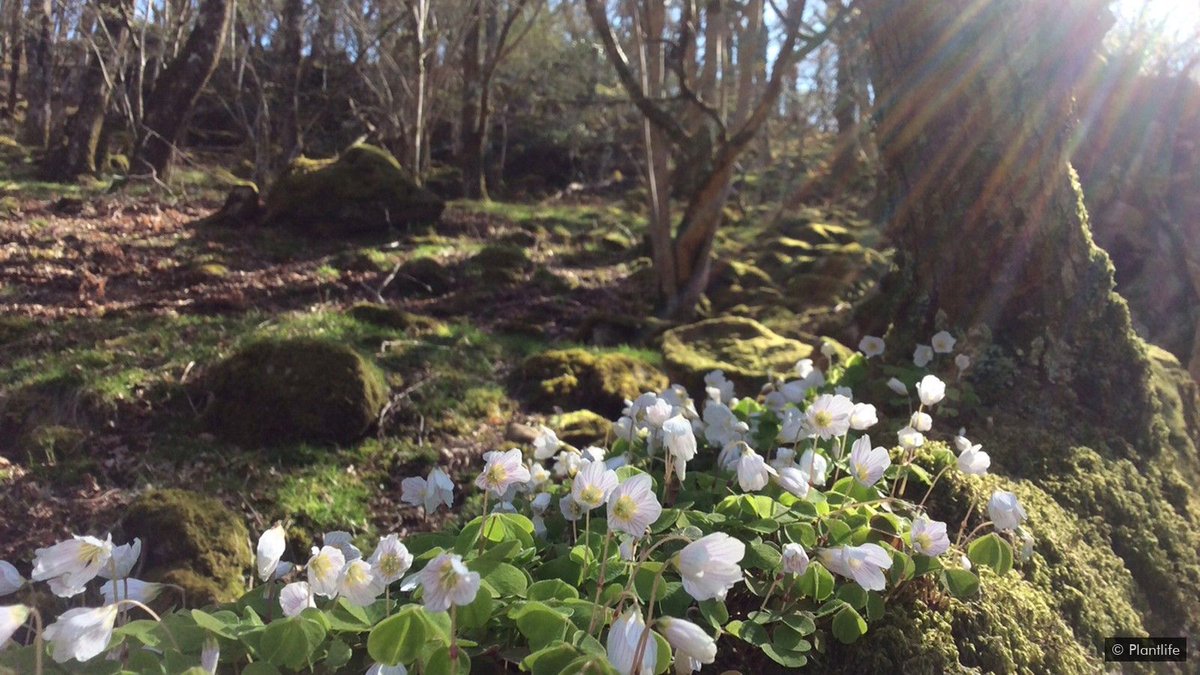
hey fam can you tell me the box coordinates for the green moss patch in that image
[120,489,251,605]
[202,337,389,448]
[551,409,613,447]
[661,316,813,393]
[517,348,668,417]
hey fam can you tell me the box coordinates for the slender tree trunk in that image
[829,3,860,185]
[19,0,50,147]
[460,0,486,199]
[131,0,231,178]
[635,0,676,301]
[279,0,303,163]
[409,0,430,180]
[44,0,128,177]
[5,0,22,116]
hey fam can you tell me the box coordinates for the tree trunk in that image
[279,0,303,163]
[19,0,50,147]
[460,0,484,199]
[131,0,231,178]
[4,0,21,116]
[828,3,860,185]
[43,0,128,178]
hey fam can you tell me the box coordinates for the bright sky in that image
[1113,0,1200,37]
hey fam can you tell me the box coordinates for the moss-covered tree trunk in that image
[130,0,230,178]
[842,0,1200,666]
[42,0,129,178]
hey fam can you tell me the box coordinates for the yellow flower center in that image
[580,485,603,506]
[848,557,863,571]
[346,563,368,586]
[486,464,508,486]
[78,542,105,567]
[612,495,637,520]
[311,554,332,578]
[856,466,870,483]
[916,534,932,551]
[380,555,403,578]
[814,411,833,428]
[438,562,461,591]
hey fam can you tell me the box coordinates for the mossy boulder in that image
[120,489,251,606]
[707,260,780,311]
[203,337,389,448]
[394,256,454,296]
[347,303,446,334]
[262,144,444,237]
[552,409,614,447]
[464,244,535,285]
[517,349,668,417]
[661,317,813,394]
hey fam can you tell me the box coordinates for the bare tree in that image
[4,0,22,116]
[586,0,837,317]
[19,0,50,147]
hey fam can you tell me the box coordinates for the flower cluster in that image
[0,331,1031,673]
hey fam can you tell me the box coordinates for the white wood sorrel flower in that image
[476,449,531,497]
[858,335,885,358]
[416,553,480,613]
[98,538,140,580]
[0,561,25,596]
[32,534,114,598]
[658,617,717,669]
[916,374,946,406]
[606,608,657,675]
[782,543,810,575]
[849,435,891,487]
[256,524,286,582]
[572,460,619,511]
[676,532,745,601]
[736,445,776,492]
[279,581,315,617]
[606,473,662,537]
[44,604,119,663]
[956,437,990,475]
[805,394,854,440]
[0,604,28,646]
[931,330,957,353]
[911,517,951,556]
[661,414,697,481]
[306,545,346,598]
[820,544,894,591]
[100,578,166,605]
[338,559,385,607]
[368,534,413,584]
[988,490,1027,531]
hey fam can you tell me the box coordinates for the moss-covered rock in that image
[394,256,455,296]
[661,317,813,393]
[202,337,389,447]
[464,244,535,285]
[552,409,614,447]
[707,260,780,311]
[262,144,444,237]
[517,349,668,417]
[120,489,251,606]
[347,303,446,334]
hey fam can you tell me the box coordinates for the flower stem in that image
[449,604,459,674]
[631,569,664,671]
[918,465,951,509]
[30,607,43,675]
[759,575,782,612]
[475,492,491,556]
[588,530,614,636]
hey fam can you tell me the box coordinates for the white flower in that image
[644,398,674,427]
[988,490,1026,532]
[858,336,885,358]
[530,492,552,513]
[532,514,547,538]
[795,359,815,378]
[607,474,662,537]
[897,426,925,449]
[736,446,777,492]
[533,426,561,460]
[961,554,973,571]
[955,353,971,372]
[909,411,932,432]
[306,545,346,598]
[401,475,430,509]
[582,446,606,463]
[913,345,934,367]
[44,604,119,663]
[776,466,811,499]
[338,559,385,607]
[256,524,287,582]
[1019,531,1035,561]
[425,468,455,512]
[32,534,114,598]
[0,605,29,646]
[279,581,315,617]
[553,449,584,478]
[272,561,294,581]
[98,539,141,580]
[201,636,220,674]
[676,533,745,601]
[607,608,657,675]
[416,553,480,613]
[658,617,716,666]
[916,375,946,406]
[820,544,893,591]
[572,460,619,511]
[323,531,362,561]
[850,403,878,431]
[703,401,747,447]
[954,434,971,452]
[704,370,735,403]
[957,441,990,475]
[100,578,165,605]
[771,447,797,470]
[887,377,907,395]
[529,463,551,487]
[0,561,25,596]
[910,517,950,556]
[366,663,409,675]
[820,341,837,360]
[477,449,532,496]
[619,536,636,561]
[492,501,516,514]
[662,415,697,481]
[931,331,956,353]
[369,535,413,584]
[798,449,828,486]
[805,394,854,440]
[782,543,810,575]
[849,436,890,487]
[560,494,584,522]
[776,408,806,444]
